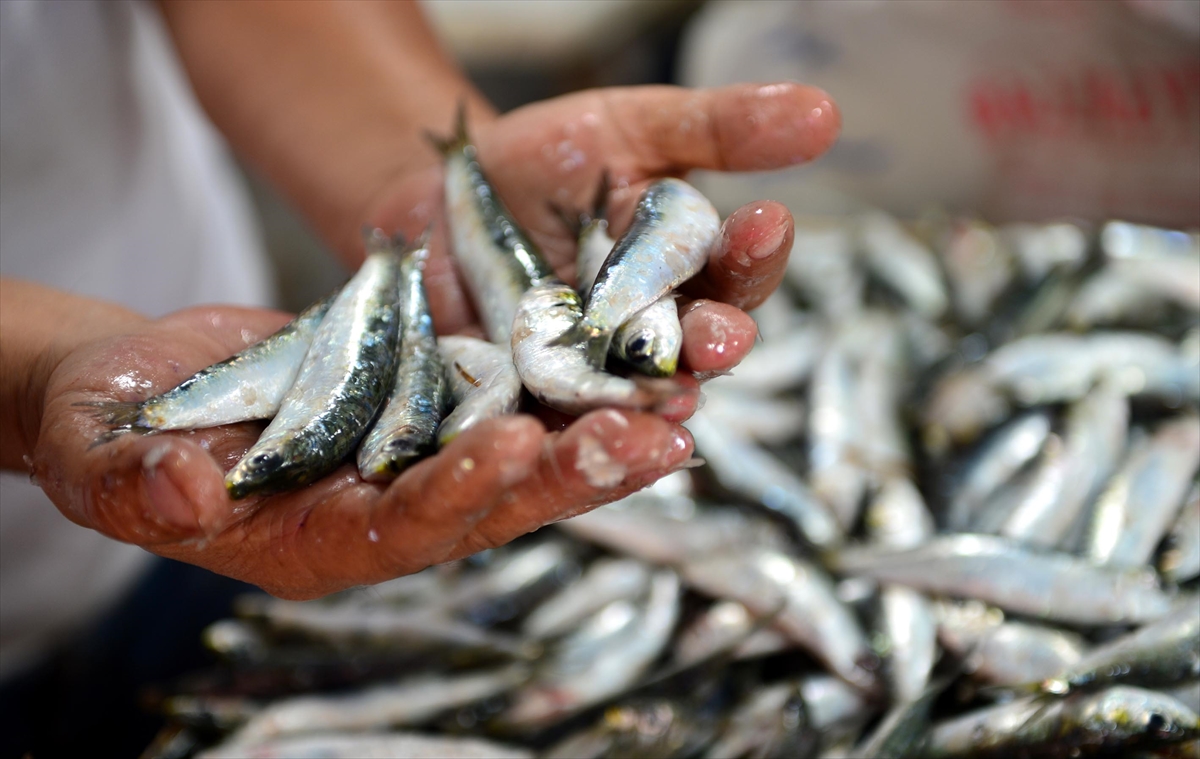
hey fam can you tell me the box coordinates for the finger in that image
[200,415,546,599]
[36,430,237,545]
[603,82,840,174]
[446,410,694,558]
[679,300,759,377]
[681,201,793,310]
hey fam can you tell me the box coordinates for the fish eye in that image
[250,452,274,467]
[627,333,653,358]
[1146,713,1167,733]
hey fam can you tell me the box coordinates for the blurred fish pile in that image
[93,111,708,499]
[143,214,1200,759]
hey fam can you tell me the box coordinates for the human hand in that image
[25,83,839,599]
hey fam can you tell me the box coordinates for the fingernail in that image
[747,216,789,261]
[664,426,693,466]
[143,444,200,532]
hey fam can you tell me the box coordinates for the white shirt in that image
[0,0,273,677]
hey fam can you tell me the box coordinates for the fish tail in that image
[551,322,610,368]
[548,201,585,239]
[74,400,147,430]
[362,226,395,255]
[424,99,470,156]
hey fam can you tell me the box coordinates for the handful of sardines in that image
[143,214,1199,759]
[93,110,715,497]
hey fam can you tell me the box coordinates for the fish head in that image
[618,329,678,378]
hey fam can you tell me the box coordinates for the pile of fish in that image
[141,210,1200,759]
[94,109,712,496]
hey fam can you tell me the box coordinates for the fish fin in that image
[548,201,583,239]
[74,400,147,429]
[549,322,609,368]
[591,169,611,224]
[424,99,470,156]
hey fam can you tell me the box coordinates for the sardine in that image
[223,665,529,747]
[226,252,401,498]
[1159,483,1200,584]
[521,557,653,640]
[199,731,533,759]
[786,221,863,319]
[946,410,1052,531]
[920,687,1200,758]
[687,410,842,549]
[876,586,938,704]
[1101,221,1200,261]
[998,378,1128,548]
[827,534,1172,626]
[511,281,678,415]
[432,107,554,343]
[680,550,877,692]
[1000,221,1089,281]
[865,478,935,551]
[571,195,683,378]
[933,600,1088,686]
[1084,414,1200,567]
[559,178,719,366]
[357,235,448,480]
[89,292,333,433]
[703,319,826,395]
[672,600,790,667]
[501,570,682,729]
[858,211,949,319]
[808,338,868,530]
[437,336,521,445]
[1040,595,1200,695]
[699,389,806,446]
[939,219,1015,327]
[707,683,816,759]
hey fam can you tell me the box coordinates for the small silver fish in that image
[921,687,1200,758]
[672,600,789,667]
[933,600,1088,687]
[226,252,401,498]
[432,107,555,343]
[707,683,815,759]
[521,557,652,640]
[946,410,1052,531]
[511,281,678,415]
[786,221,864,319]
[89,292,333,433]
[828,534,1172,626]
[939,219,1016,327]
[1084,414,1200,567]
[198,732,533,759]
[559,178,719,366]
[357,234,449,480]
[1040,595,1200,695]
[857,211,949,319]
[501,570,682,729]
[570,186,683,378]
[680,550,877,692]
[437,336,521,445]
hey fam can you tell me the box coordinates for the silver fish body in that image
[357,239,448,480]
[828,534,1172,626]
[687,410,843,549]
[501,570,682,729]
[1160,483,1200,584]
[437,336,521,445]
[226,253,402,498]
[707,683,814,759]
[566,178,719,366]
[1041,595,1200,695]
[672,600,789,667]
[93,293,333,433]
[787,221,864,319]
[998,379,1128,548]
[857,211,949,319]
[877,585,938,704]
[223,665,528,747]
[680,550,877,692]
[807,338,868,530]
[521,557,653,640]
[865,477,936,550]
[921,687,1200,759]
[940,219,1015,327]
[947,410,1053,531]
[436,114,554,343]
[199,732,533,759]
[699,388,806,446]
[1085,414,1200,567]
[933,600,1088,687]
[511,282,673,415]
[575,213,682,377]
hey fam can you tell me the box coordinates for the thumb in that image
[603,81,841,173]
